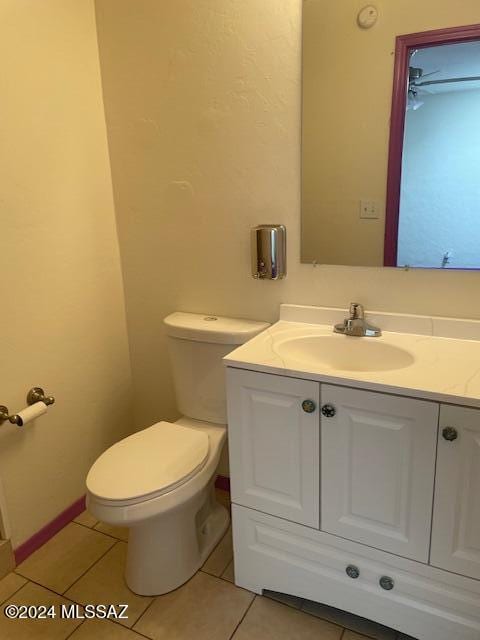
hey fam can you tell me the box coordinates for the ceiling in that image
[412,40,480,94]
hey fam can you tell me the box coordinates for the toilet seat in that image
[86,421,209,504]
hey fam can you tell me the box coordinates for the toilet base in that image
[125,478,229,595]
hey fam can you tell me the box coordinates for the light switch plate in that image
[360,200,380,219]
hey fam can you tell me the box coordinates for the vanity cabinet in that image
[228,366,480,640]
[321,385,438,561]
[227,368,320,528]
[430,404,480,580]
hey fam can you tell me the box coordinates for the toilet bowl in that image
[86,312,268,596]
[87,417,228,595]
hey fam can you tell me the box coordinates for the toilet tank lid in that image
[164,312,269,345]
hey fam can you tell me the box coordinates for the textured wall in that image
[399,90,480,268]
[0,0,133,546]
[95,0,480,437]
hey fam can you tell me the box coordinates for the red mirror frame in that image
[383,23,480,267]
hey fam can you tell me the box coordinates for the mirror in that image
[301,1,480,269]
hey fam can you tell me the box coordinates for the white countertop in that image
[223,305,480,408]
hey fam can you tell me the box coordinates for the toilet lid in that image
[86,421,209,502]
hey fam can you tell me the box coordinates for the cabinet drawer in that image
[233,504,480,640]
[227,368,320,527]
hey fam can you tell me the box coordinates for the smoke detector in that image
[357,5,378,29]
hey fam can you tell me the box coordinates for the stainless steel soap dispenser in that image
[251,224,287,280]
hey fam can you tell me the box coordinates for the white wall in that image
[94,0,480,437]
[0,0,133,546]
[399,90,480,268]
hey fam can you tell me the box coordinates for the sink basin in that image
[276,335,414,372]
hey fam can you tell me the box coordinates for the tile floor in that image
[0,490,417,640]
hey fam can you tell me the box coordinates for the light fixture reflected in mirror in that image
[407,86,424,111]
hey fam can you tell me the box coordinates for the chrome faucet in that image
[334,303,381,337]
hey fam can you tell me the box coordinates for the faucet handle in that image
[349,302,364,319]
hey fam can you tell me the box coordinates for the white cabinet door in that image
[431,405,480,579]
[321,385,438,561]
[227,368,320,527]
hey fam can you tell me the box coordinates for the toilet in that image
[86,312,268,596]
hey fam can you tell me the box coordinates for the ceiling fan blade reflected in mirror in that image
[416,75,480,87]
[420,69,441,78]
[416,86,434,95]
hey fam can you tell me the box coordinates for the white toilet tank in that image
[164,312,269,424]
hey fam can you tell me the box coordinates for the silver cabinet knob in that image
[442,427,458,442]
[321,404,336,418]
[302,400,316,413]
[346,565,360,579]
[379,576,394,591]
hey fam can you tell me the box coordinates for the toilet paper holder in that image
[0,387,55,426]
